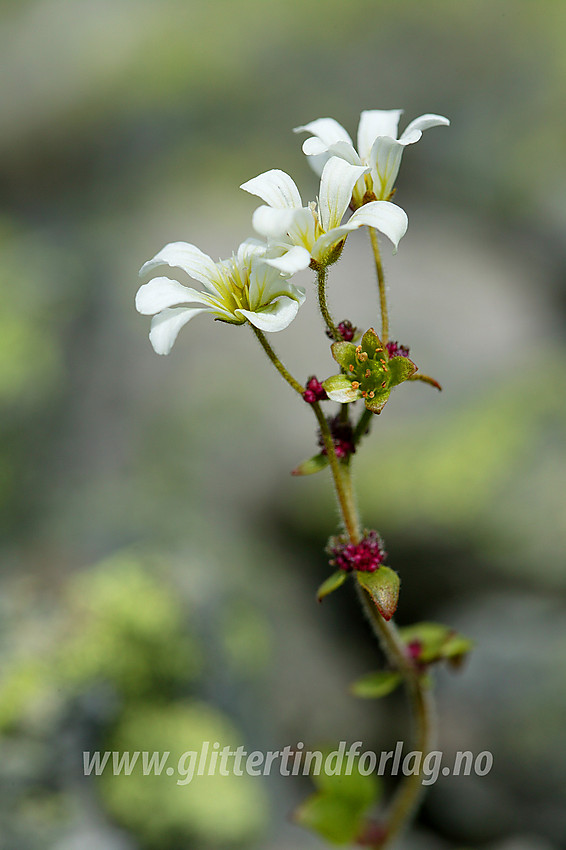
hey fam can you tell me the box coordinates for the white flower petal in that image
[401,113,450,141]
[139,242,221,293]
[294,117,353,147]
[248,260,305,310]
[369,136,406,199]
[264,246,311,274]
[149,306,211,355]
[286,206,317,250]
[357,110,404,160]
[348,201,408,251]
[237,296,301,332]
[240,169,302,209]
[318,157,368,232]
[236,238,268,265]
[135,277,216,315]
[251,205,297,239]
[311,225,353,261]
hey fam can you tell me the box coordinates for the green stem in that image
[369,227,389,344]
[311,401,361,543]
[252,317,434,846]
[316,265,340,341]
[249,324,304,396]
[353,407,373,445]
[355,585,436,846]
[326,450,435,848]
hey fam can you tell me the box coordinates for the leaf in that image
[407,373,442,390]
[350,670,402,699]
[295,792,364,845]
[296,746,382,845]
[313,755,381,807]
[292,453,329,476]
[316,571,347,602]
[399,621,473,665]
[357,567,400,620]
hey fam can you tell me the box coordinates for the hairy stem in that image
[311,402,361,543]
[355,584,436,846]
[330,458,435,847]
[317,265,341,341]
[250,325,305,396]
[369,227,389,344]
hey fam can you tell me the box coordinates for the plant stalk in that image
[369,227,389,344]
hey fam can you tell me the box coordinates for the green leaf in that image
[316,571,347,602]
[350,670,402,699]
[361,327,384,357]
[399,621,473,665]
[388,356,417,387]
[357,567,400,620]
[295,792,364,845]
[313,756,381,808]
[292,453,329,476]
[330,341,357,370]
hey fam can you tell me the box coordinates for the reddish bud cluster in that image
[386,340,410,358]
[327,529,387,573]
[326,320,356,342]
[318,414,355,459]
[303,376,328,404]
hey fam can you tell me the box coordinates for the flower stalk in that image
[369,226,389,344]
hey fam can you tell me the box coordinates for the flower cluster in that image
[136,107,448,355]
[327,530,387,573]
[323,328,417,414]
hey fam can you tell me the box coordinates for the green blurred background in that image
[1,1,565,848]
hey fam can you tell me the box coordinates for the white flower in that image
[136,239,306,354]
[294,109,450,205]
[240,156,408,273]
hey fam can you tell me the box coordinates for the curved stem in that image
[355,585,436,846]
[316,266,340,341]
[330,459,435,847]
[252,317,434,846]
[369,227,389,344]
[249,324,304,396]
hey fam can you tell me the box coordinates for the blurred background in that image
[1,0,565,848]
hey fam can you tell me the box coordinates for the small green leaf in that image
[313,756,381,808]
[350,670,402,699]
[316,571,347,602]
[292,453,329,476]
[330,341,357,370]
[295,793,364,845]
[388,356,417,387]
[357,567,400,620]
[407,373,442,390]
